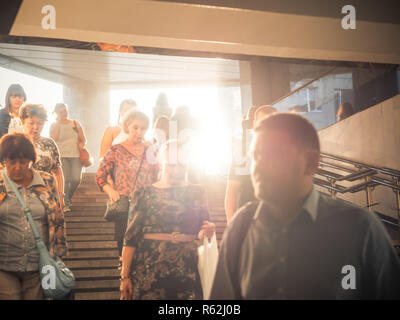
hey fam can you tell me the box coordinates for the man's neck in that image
[264,186,313,227]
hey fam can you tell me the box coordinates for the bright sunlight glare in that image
[110,87,240,175]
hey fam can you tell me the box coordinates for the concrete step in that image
[66,259,118,269]
[74,291,120,300]
[67,235,115,241]
[65,211,106,217]
[64,250,119,260]
[65,216,108,222]
[71,202,106,207]
[74,280,119,290]
[70,206,106,211]
[71,198,108,203]
[68,241,117,250]
[66,222,114,229]
[67,228,114,235]
[73,269,119,279]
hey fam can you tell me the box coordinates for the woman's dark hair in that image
[5,84,27,111]
[53,103,68,114]
[20,104,48,122]
[0,133,37,163]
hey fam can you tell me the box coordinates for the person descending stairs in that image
[62,173,228,300]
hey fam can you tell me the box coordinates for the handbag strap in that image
[73,120,82,146]
[132,147,147,192]
[2,169,42,242]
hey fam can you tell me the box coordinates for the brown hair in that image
[154,116,170,141]
[255,113,320,152]
[0,133,37,163]
[53,103,68,114]
[20,104,48,122]
[5,84,27,112]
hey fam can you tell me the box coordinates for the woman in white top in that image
[50,103,87,212]
[99,99,137,159]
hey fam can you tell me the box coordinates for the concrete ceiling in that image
[7,0,400,65]
[0,42,240,86]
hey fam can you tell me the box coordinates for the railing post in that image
[365,176,373,211]
[395,178,400,231]
[328,178,337,199]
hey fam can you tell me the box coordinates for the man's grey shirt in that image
[210,188,400,299]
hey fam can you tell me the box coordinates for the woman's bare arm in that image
[120,245,136,300]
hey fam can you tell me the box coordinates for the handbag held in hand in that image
[104,195,130,222]
[2,170,75,299]
[103,146,147,222]
[73,120,93,168]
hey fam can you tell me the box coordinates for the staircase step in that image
[64,250,119,260]
[66,222,114,229]
[74,280,119,290]
[66,259,118,269]
[70,206,106,211]
[67,228,114,235]
[67,235,115,241]
[68,241,117,249]
[71,202,106,207]
[65,211,105,217]
[65,216,107,222]
[74,291,120,300]
[73,269,119,279]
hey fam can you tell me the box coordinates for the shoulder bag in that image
[104,147,147,222]
[2,170,75,299]
[73,120,93,168]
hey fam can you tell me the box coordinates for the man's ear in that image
[304,149,320,176]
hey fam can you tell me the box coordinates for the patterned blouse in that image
[124,185,210,299]
[33,137,61,173]
[96,144,159,198]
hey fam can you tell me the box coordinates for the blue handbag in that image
[2,170,75,299]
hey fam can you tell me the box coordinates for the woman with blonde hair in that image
[96,110,159,268]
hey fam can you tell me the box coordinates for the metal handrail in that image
[271,67,337,107]
[316,153,400,228]
[321,153,400,178]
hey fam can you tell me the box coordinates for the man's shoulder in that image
[227,201,259,233]
[317,192,376,226]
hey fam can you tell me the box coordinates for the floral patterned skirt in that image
[130,239,203,300]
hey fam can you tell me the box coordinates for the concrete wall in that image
[63,80,110,172]
[317,94,400,220]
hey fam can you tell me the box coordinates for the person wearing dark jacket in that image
[211,113,400,300]
[0,84,26,139]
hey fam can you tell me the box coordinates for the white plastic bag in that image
[198,233,219,300]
